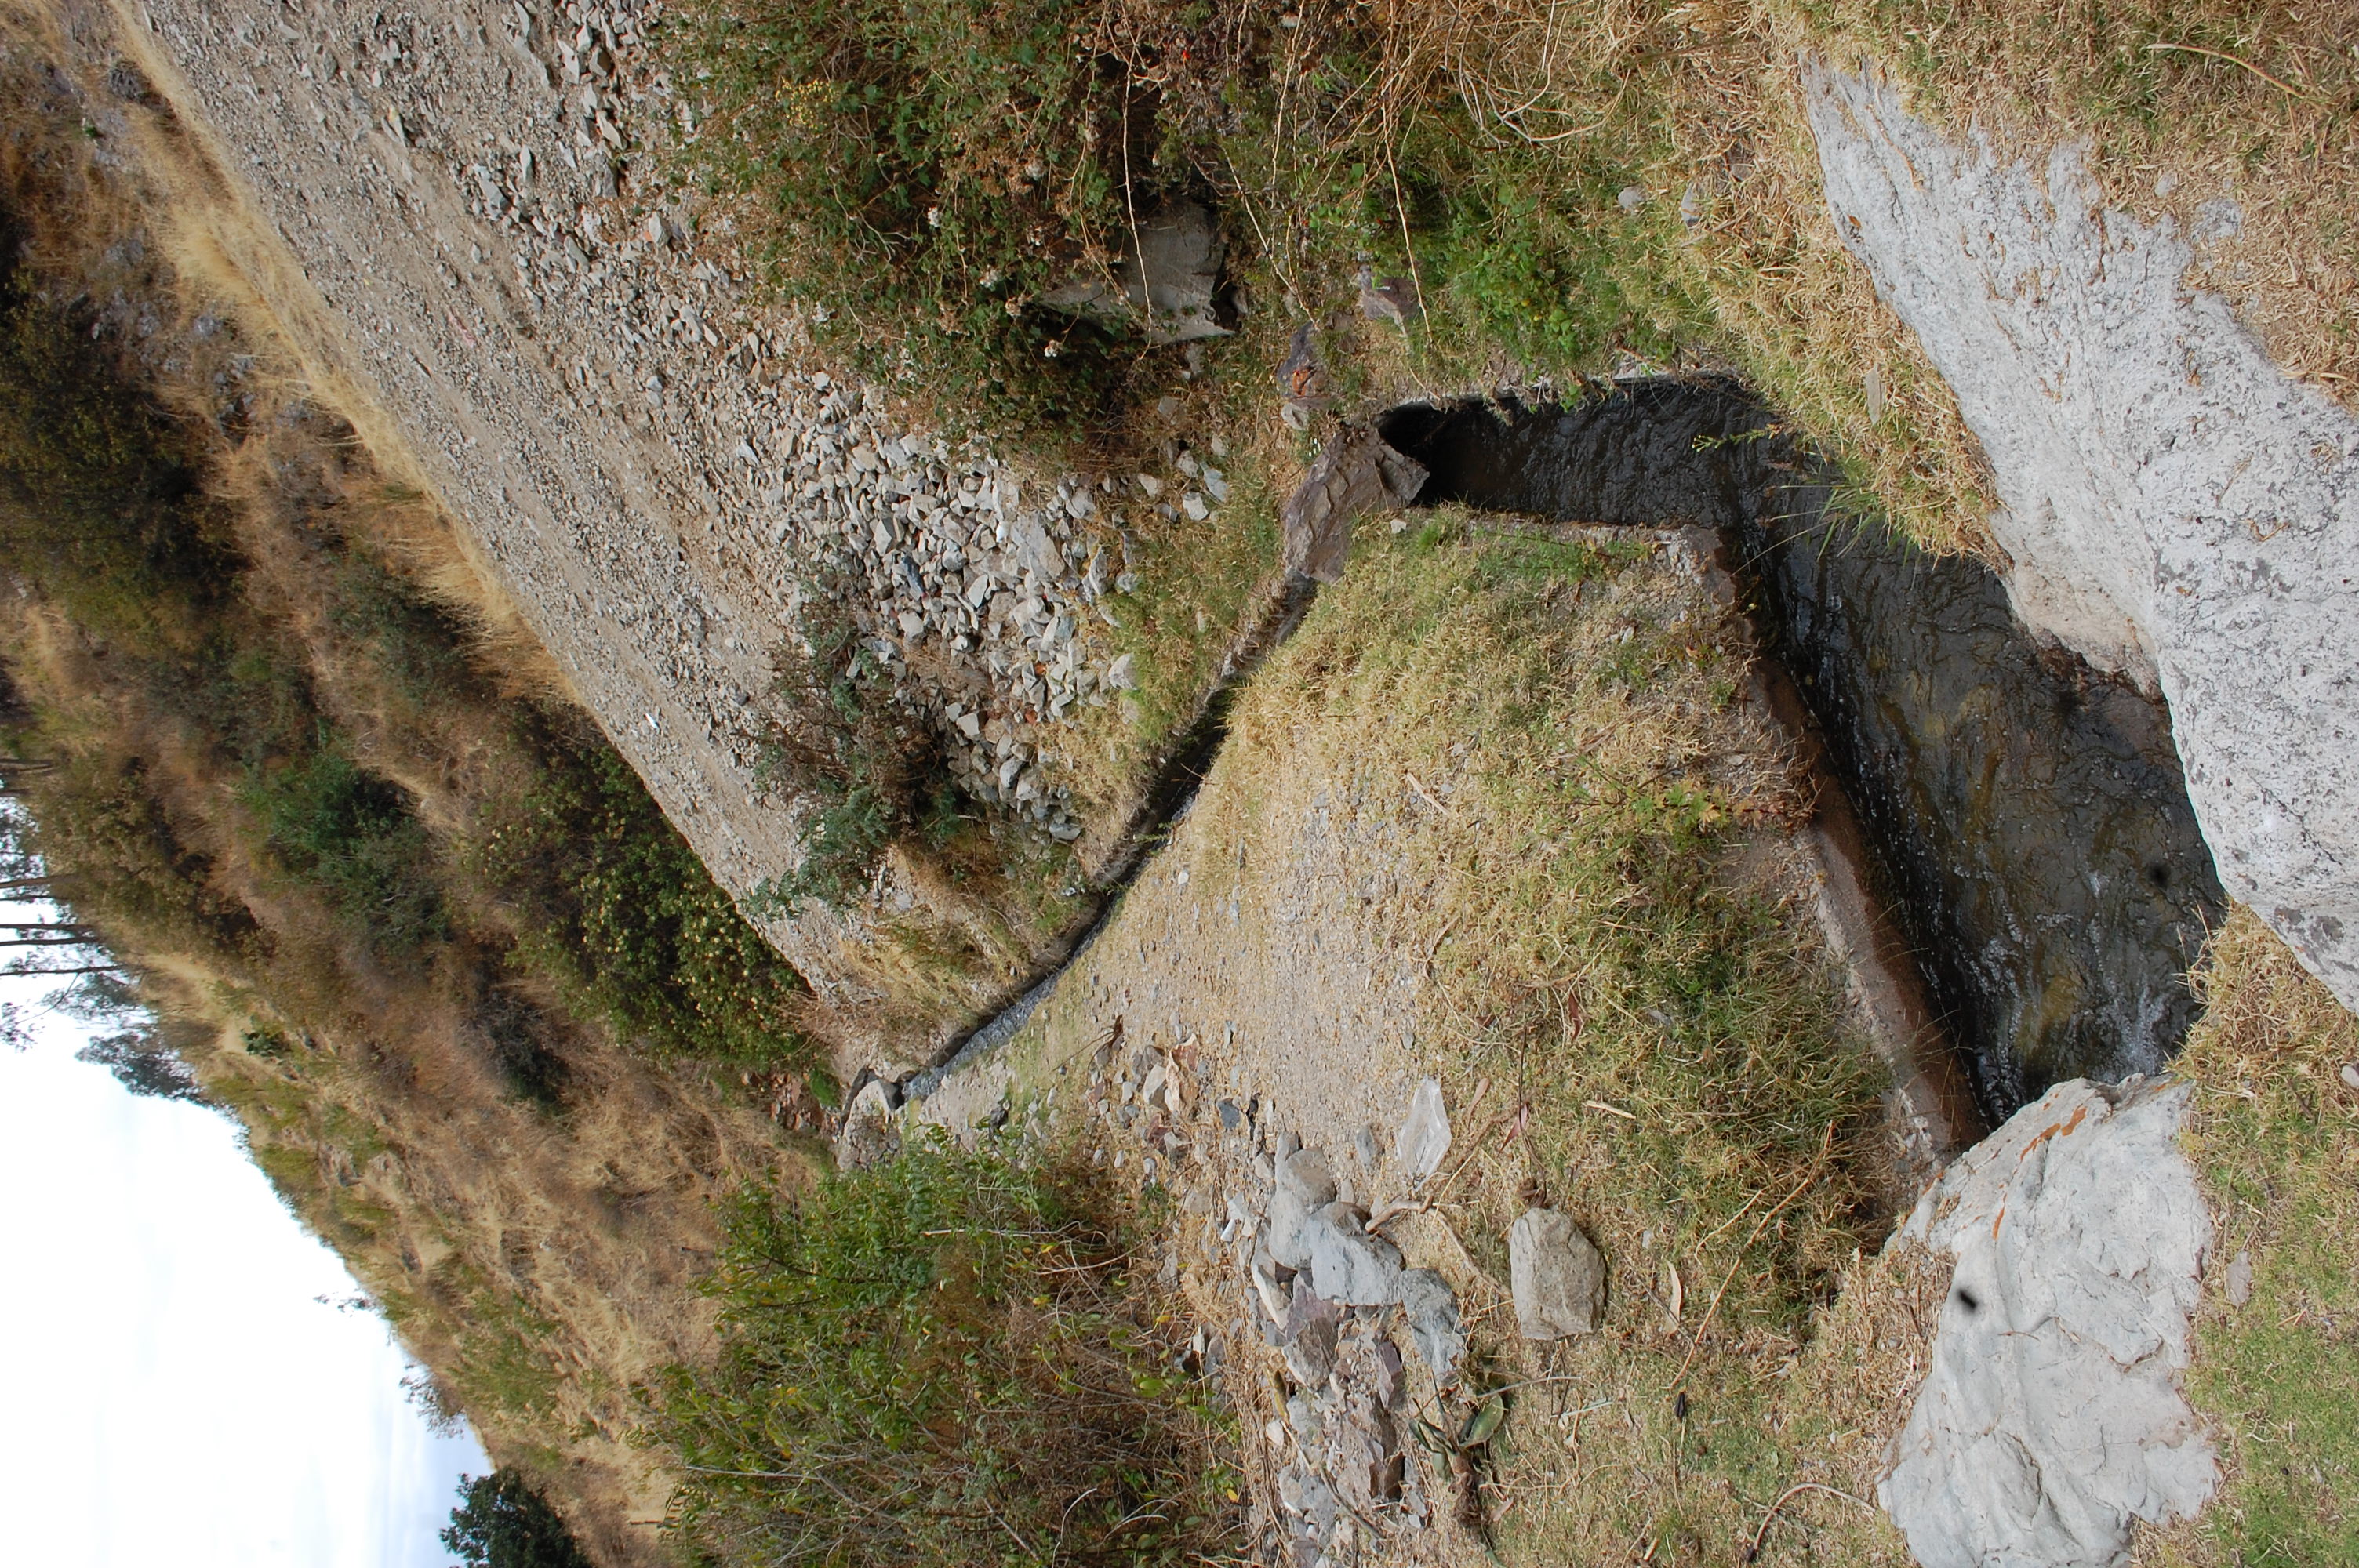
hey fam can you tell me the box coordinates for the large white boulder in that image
[1883,1078,2215,1567]
[1805,64,2359,1014]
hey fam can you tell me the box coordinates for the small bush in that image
[755,602,959,917]
[243,741,448,957]
[474,712,810,1069]
[442,1468,594,1568]
[660,1138,1238,1566]
[674,0,1149,426]
[0,223,241,648]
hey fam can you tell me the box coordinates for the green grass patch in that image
[1185,514,1894,1561]
[2161,909,2359,1565]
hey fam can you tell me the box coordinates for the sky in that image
[0,943,489,1567]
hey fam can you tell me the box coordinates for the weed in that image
[670,0,1151,430]
[244,741,448,958]
[660,1135,1241,1566]
[754,597,968,918]
[475,713,811,1070]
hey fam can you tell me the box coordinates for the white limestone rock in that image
[1806,64,2359,1014]
[1882,1077,2215,1568]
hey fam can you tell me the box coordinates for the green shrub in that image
[660,1138,1238,1567]
[442,1469,595,1568]
[474,713,809,1069]
[243,740,449,957]
[754,601,959,918]
[673,0,1147,426]
[0,218,239,649]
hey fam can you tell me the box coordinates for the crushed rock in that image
[118,0,1254,1018]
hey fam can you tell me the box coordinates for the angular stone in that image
[1299,1203,1404,1306]
[1398,1267,1465,1377]
[1280,423,1427,584]
[1037,200,1228,345]
[1510,1208,1606,1338]
[1370,1338,1405,1410]
[1279,1280,1340,1388]
[1881,1078,2215,1568]
[1268,1148,1337,1271]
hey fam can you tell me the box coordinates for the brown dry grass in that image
[992,517,1930,1563]
[1811,0,2359,405]
[0,16,806,1560]
[70,0,575,702]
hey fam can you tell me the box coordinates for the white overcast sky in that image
[0,936,488,1566]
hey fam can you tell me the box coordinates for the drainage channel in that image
[910,378,2225,1133]
[1379,379,2227,1120]
[903,574,1318,1102]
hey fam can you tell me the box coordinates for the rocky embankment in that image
[107,0,1254,1047]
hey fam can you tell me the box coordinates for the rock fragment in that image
[1398,1267,1465,1378]
[1882,1077,2215,1568]
[1279,1280,1341,1388]
[1269,1147,1338,1270]
[1280,423,1427,584]
[1509,1207,1607,1338]
[1299,1203,1404,1306]
[1394,1076,1451,1185]
[1036,200,1227,344]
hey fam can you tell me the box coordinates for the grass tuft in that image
[660,1135,1242,1566]
[2138,909,2359,1566]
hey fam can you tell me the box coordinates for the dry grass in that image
[156,948,791,1568]
[1300,0,2001,554]
[1230,519,1890,1564]
[1000,515,1922,1563]
[1808,0,2359,406]
[2133,908,2359,1566]
[0,19,817,1560]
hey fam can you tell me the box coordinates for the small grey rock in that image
[1510,1207,1607,1338]
[1371,1338,1405,1410]
[1269,1148,1337,1270]
[1300,1203,1404,1306]
[1280,1282,1340,1387]
[1399,1267,1467,1377]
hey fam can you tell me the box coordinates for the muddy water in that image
[1379,382,2226,1115]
